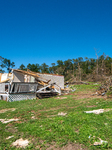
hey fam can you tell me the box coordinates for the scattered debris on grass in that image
[71,88,77,92]
[31,116,36,119]
[12,138,29,148]
[0,108,16,113]
[6,135,14,140]
[84,109,104,114]
[104,123,108,126]
[84,108,112,114]
[94,138,108,146]
[0,118,19,123]
[58,112,67,116]
[94,83,98,85]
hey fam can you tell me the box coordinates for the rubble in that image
[95,77,112,96]
[12,138,29,148]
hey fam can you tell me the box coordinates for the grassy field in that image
[0,84,112,149]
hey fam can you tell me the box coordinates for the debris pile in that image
[95,77,112,96]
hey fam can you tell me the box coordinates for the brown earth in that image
[46,143,88,150]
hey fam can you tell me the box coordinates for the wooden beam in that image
[0,78,10,83]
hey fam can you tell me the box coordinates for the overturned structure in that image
[0,69,64,102]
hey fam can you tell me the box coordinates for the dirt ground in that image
[72,91,107,100]
[46,143,88,150]
[0,108,16,113]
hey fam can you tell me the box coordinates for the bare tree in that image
[94,48,100,79]
[76,63,82,81]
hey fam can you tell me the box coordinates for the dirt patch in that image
[0,108,16,113]
[6,127,17,133]
[39,107,62,112]
[61,143,88,150]
[31,110,36,114]
[46,143,88,150]
[14,120,22,124]
[6,123,13,127]
[72,91,107,100]
[86,105,96,108]
[6,126,18,134]
[47,112,67,118]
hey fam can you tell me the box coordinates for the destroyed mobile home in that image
[0,69,64,102]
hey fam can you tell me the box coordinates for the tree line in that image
[0,53,112,81]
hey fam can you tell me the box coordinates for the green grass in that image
[0,84,112,149]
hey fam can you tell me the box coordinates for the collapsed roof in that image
[0,69,51,86]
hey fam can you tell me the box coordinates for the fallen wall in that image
[37,73,64,89]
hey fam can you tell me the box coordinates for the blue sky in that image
[0,0,112,68]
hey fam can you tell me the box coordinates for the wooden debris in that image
[0,118,19,124]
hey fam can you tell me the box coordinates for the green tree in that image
[27,63,40,72]
[64,59,72,76]
[49,63,57,74]
[40,63,49,73]
[1,58,15,73]
[19,64,26,70]
[56,60,65,75]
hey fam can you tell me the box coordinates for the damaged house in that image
[0,69,64,102]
